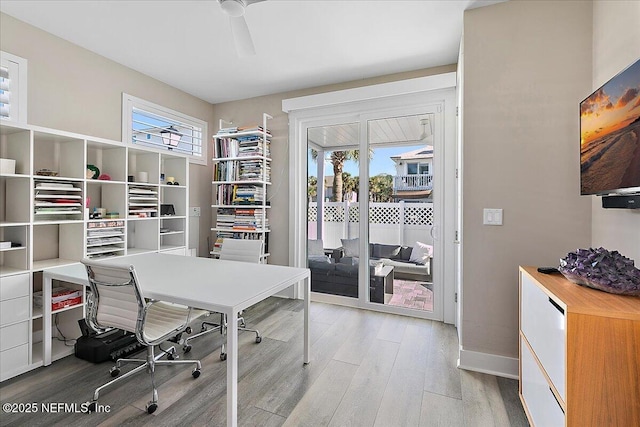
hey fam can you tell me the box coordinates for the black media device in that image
[537,267,560,274]
[601,194,640,209]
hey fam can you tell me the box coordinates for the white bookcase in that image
[0,121,189,381]
[210,113,271,261]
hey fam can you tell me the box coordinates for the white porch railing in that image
[393,174,433,191]
[308,201,434,249]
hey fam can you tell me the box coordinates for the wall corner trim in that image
[457,348,519,379]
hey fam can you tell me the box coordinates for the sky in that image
[308,145,425,177]
[580,59,640,145]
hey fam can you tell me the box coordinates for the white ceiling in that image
[0,0,505,104]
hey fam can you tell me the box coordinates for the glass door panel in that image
[307,122,360,300]
[366,113,436,313]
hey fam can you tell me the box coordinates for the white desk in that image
[43,253,311,427]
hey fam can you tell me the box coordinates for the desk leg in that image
[304,275,310,364]
[43,274,52,366]
[227,310,238,427]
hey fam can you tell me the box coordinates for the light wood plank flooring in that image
[0,298,529,426]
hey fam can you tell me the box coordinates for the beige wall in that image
[461,1,593,358]
[211,65,456,266]
[0,12,214,256]
[591,0,640,261]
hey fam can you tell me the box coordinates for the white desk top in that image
[44,253,310,314]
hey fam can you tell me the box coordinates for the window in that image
[122,93,207,165]
[0,51,28,123]
[407,162,430,175]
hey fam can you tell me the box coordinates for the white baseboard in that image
[457,348,519,379]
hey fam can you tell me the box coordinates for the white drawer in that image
[521,336,565,427]
[0,344,29,381]
[521,272,566,400]
[0,321,29,351]
[0,273,30,301]
[0,296,30,326]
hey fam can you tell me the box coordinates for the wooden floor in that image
[0,298,529,426]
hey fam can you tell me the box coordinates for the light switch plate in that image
[190,207,201,217]
[483,208,503,225]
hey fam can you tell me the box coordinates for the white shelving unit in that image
[0,121,189,381]
[211,113,271,261]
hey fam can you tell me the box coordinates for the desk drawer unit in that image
[520,272,566,400]
[519,266,640,427]
[0,273,30,381]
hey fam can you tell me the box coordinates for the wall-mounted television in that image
[580,58,640,197]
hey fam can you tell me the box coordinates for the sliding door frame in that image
[283,73,458,324]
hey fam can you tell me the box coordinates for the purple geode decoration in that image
[558,247,640,296]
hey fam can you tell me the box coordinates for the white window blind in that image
[122,93,207,165]
[0,51,27,123]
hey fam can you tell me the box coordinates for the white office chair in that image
[82,259,202,414]
[183,238,263,360]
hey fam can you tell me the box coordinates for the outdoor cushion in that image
[409,242,433,265]
[308,239,325,256]
[372,243,401,259]
[341,238,360,257]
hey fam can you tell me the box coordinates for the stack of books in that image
[213,137,239,158]
[213,161,238,181]
[237,135,270,158]
[239,160,270,181]
[233,208,268,231]
[215,208,235,229]
[233,185,265,204]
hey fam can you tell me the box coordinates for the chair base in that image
[87,344,201,413]
[182,313,224,353]
[220,315,261,361]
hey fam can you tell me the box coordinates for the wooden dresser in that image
[519,266,640,426]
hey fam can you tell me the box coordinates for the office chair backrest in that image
[219,239,262,264]
[82,259,143,335]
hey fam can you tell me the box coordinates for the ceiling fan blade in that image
[229,15,255,57]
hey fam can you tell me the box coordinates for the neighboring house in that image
[390,146,433,202]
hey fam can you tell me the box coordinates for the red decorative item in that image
[98,173,112,180]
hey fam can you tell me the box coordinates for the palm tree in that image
[369,174,393,202]
[307,176,317,202]
[310,149,366,202]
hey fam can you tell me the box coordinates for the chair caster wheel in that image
[146,402,157,414]
[192,369,201,379]
[185,326,192,334]
[110,367,120,377]
[255,336,262,343]
[167,353,178,360]
[183,345,192,353]
[87,401,97,412]
[220,353,227,361]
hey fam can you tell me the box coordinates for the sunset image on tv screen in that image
[580,59,640,195]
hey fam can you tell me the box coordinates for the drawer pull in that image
[548,297,564,315]
[550,387,565,413]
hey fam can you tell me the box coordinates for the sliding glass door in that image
[306,105,444,320]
